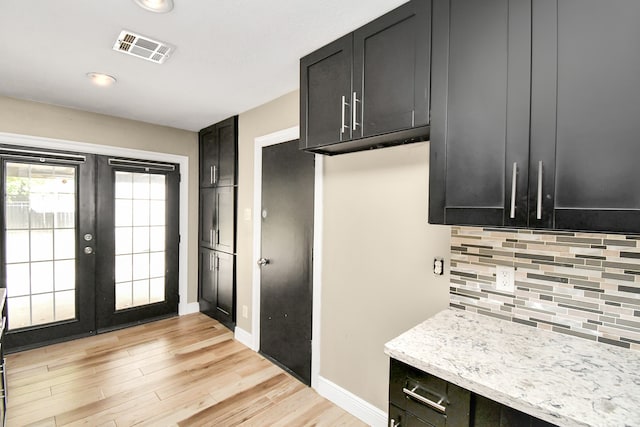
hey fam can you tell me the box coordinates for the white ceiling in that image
[0,0,407,131]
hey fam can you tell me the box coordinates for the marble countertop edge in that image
[384,308,640,427]
[384,346,578,427]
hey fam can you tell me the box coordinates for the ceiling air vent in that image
[113,30,174,64]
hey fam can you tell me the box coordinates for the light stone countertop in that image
[384,309,640,427]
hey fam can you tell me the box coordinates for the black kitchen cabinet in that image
[199,116,237,188]
[429,0,531,227]
[300,35,353,149]
[429,0,640,234]
[529,0,640,232]
[389,359,557,427]
[199,186,236,254]
[199,248,235,330]
[300,0,431,155]
[390,358,471,427]
[198,116,237,329]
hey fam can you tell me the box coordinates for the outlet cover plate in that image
[496,266,515,292]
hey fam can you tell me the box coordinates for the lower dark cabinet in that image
[390,359,557,427]
[199,248,235,329]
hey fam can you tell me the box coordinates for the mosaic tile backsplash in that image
[449,226,640,350]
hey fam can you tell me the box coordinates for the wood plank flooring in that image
[5,313,367,426]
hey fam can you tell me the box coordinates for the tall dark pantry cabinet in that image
[198,116,238,330]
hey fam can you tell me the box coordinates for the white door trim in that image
[250,126,323,388]
[0,131,196,316]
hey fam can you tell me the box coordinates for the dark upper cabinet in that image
[199,248,235,330]
[430,0,640,233]
[300,0,431,155]
[429,0,531,227]
[353,0,431,139]
[529,0,640,233]
[301,35,353,149]
[199,116,237,188]
[199,186,235,254]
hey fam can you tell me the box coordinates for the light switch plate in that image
[433,258,444,275]
[496,265,515,292]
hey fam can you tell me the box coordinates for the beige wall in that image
[236,91,300,332]
[0,95,199,302]
[320,142,451,410]
[236,89,451,412]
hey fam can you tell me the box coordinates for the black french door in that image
[1,148,96,350]
[95,156,179,331]
[1,146,179,351]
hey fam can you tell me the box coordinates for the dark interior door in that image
[353,0,431,139]
[259,140,314,385]
[1,150,96,351]
[300,35,353,149]
[95,156,180,331]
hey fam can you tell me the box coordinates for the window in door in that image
[114,171,167,310]
[4,162,77,329]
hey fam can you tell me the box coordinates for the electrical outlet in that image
[242,305,248,319]
[496,266,515,292]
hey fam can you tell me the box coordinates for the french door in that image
[95,156,179,331]
[1,146,179,351]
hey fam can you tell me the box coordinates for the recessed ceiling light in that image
[133,0,174,13]
[86,72,117,87]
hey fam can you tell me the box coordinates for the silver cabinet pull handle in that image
[537,161,543,220]
[402,387,446,413]
[209,252,213,271]
[340,95,350,139]
[510,162,517,219]
[210,166,213,184]
[209,229,214,246]
[390,419,400,427]
[213,165,217,184]
[352,91,360,131]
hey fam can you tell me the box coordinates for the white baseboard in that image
[234,327,254,349]
[178,302,200,316]
[316,376,387,427]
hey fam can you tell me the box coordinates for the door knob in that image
[257,258,269,266]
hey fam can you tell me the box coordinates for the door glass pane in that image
[114,171,166,310]
[4,162,77,330]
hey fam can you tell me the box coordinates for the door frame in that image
[0,132,194,316]
[250,126,323,388]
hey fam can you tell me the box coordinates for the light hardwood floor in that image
[5,313,367,426]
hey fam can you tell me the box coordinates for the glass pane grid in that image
[114,171,166,310]
[4,162,77,330]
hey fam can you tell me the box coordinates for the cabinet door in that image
[429,0,531,226]
[199,247,217,312]
[199,187,216,248]
[300,35,353,149]
[353,0,431,139]
[215,116,237,187]
[215,251,235,328]
[215,186,236,254]
[199,128,217,188]
[530,0,640,232]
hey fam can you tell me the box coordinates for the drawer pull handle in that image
[402,387,446,413]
